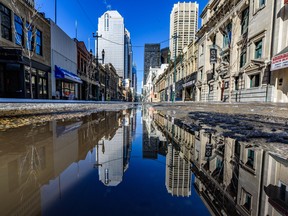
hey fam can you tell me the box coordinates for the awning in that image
[55,65,82,83]
[271,46,288,71]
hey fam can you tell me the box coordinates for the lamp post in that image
[92,31,105,101]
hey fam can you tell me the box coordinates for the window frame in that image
[249,73,260,88]
[0,3,12,41]
[14,14,24,46]
[35,28,42,55]
[241,7,249,35]
[254,39,263,59]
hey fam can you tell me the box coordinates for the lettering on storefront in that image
[271,51,288,71]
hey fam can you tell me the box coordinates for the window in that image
[255,40,263,59]
[241,8,249,35]
[14,14,23,45]
[242,190,252,212]
[246,149,255,168]
[223,23,232,48]
[0,3,12,41]
[104,13,109,31]
[280,183,287,201]
[36,29,42,55]
[235,77,239,90]
[240,48,247,68]
[201,43,204,54]
[259,0,265,8]
[26,22,34,51]
[250,74,260,88]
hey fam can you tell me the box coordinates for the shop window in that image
[0,3,12,41]
[62,82,75,99]
[36,29,42,55]
[249,74,260,88]
[255,40,263,59]
[14,14,24,45]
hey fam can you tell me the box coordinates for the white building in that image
[97,10,125,79]
[124,28,133,89]
[50,21,81,99]
[169,2,199,59]
[98,127,124,186]
[143,64,168,102]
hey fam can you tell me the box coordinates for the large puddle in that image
[0,106,287,216]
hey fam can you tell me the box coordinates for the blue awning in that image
[55,65,82,83]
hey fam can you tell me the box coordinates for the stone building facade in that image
[0,0,51,99]
[196,0,288,102]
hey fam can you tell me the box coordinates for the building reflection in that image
[142,106,167,159]
[0,109,136,215]
[152,110,288,216]
[96,110,133,186]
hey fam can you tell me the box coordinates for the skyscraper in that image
[97,10,125,78]
[143,44,161,85]
[124,28,133,88]
[169,2,199,59]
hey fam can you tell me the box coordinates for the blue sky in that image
[37,0,209,92]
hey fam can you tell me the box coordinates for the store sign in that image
[0,49,22,61]
[210,48,217,64]
[271,51,288,71]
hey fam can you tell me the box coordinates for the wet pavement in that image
[0,105,287,216]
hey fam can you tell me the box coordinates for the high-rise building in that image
[169,2,199,59]
[143,44,161,85]
[124,29,133,88]
[161,47,170,64]
[97,10,125,78]
[166,144,191,197]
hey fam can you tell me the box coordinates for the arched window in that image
[104,13,109,31]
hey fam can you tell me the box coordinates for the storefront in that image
[0,48,50,99]
[54,65,82,99]
[271,47,288,102]
[182,73,197,101]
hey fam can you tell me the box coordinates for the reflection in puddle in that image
[151,107,288,216]
[0,106,287,215]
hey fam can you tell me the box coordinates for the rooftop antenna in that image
[75,20,78,39]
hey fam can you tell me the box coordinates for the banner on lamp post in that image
[210,48,217,64]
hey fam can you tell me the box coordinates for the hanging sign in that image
[205,143,213,157]
[210,48,217,64]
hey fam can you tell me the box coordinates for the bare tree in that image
[10,0,42,99]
